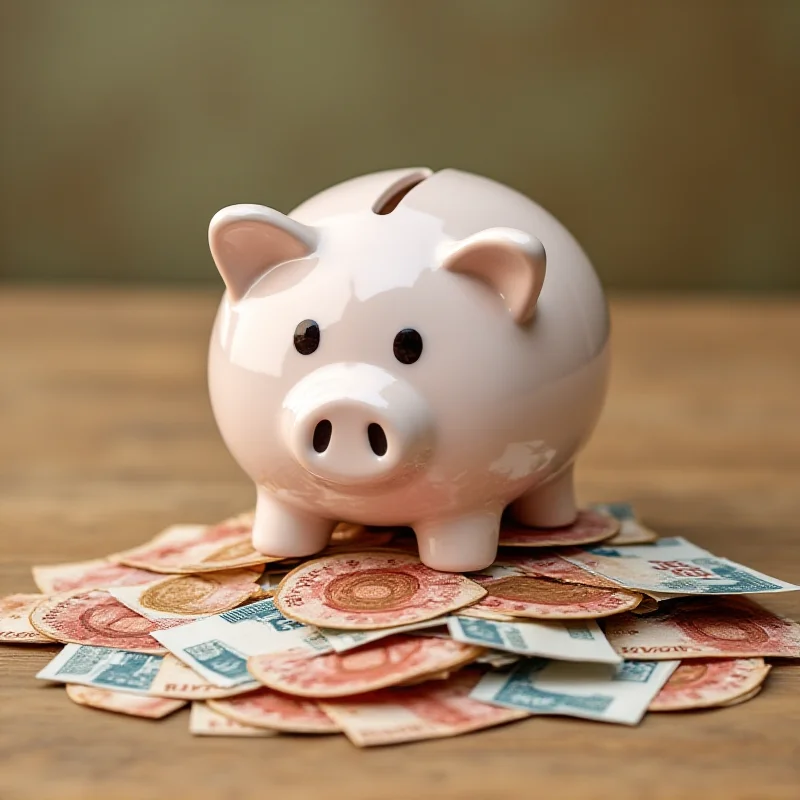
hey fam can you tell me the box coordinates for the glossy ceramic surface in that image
[207,168,610,571]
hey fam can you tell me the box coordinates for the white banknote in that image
[37,644,164,695]
[447,616,621,664]
[151,597,330,687]
[317,617,450,653]
[562,537,800,595]
[471,658,679,725]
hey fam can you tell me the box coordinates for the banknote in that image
[475,650,522,669]
[562,537,800,595]
[275,551,486,630]
[112,515,282,574]
[108,569,262,621]
[447,616,621,664]
[317,617,450,653]
[452,606,518,623]
[149,654,258,700]
[189,701,276,737]
[591,502,659,546]
[0,593,54,644]
[471,658,679,725]
[248,635,483,698]
[32,559,159,594]
[37,644,164,694]
[718,685,762,707]
[604,596,800,659]
[209,688,339,733]
[151,597,330,687]
[474,554,623,591]
[29,589,173,653]
[66,684,187,719]
[320,669,529,746]
[396,669,454,687]
[648,658,770,711]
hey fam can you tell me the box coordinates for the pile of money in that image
[2,503,799,746]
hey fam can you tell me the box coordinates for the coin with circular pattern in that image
[498,509,620,548]
[110,569,263,621]
[649,657,770,711]
[247,635,483,698]
[469,575,643,620]
[113,513,285,574]
[29,589,169,653]
[274,551,486,630]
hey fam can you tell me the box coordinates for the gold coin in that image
[140,575,224,614]
[323,570,421,612]
[485,576,613,606]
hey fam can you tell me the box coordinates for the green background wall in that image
[1,0,798,290]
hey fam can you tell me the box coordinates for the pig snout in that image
[282,363,433,486]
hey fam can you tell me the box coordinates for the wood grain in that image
[1,289,799,800]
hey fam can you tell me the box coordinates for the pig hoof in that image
[512,467,577,527]
[413,513,501,573]
[251,494,335,558]
[512,501,577,528]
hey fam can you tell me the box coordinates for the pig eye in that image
[393,328,423,364]
[294,319,320,355]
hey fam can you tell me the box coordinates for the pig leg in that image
[511,465,577,527]
[251,489,336,557]
[413,510,502,572]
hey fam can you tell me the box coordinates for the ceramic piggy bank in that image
[207,168,610,572]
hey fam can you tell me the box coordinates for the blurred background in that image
[1,0,798,291]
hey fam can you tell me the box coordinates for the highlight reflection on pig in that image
[207,168,610,572]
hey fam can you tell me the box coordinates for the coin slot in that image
[372,175,428,215]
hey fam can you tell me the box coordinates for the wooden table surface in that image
[1,289,798,800]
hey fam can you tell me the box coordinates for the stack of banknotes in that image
[2,503,798,746]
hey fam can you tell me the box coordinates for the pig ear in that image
[209,204,319,301]
[437,228,546,324]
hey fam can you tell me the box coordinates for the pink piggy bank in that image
[207,168,610,572]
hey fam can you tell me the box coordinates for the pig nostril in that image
[367,423,388,457]
[312,420,332,453]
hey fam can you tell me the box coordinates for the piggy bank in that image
[207,168,609,572]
